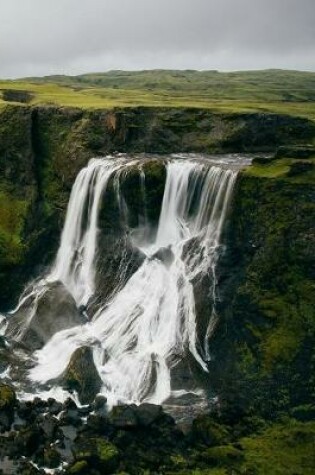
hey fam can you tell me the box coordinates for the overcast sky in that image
[1,0,315,78]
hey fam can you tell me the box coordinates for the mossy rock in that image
[7,280,84,350]
[190,416,231,447]
[208,172,315,421]
[62,346,102,405]
[43,447,61,468]
[0,384,16,411]
[73,437,119,473]
[66,460,89,474]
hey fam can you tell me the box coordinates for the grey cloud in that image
[1,0,315,77]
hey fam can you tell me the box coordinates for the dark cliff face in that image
[209,168,315,420]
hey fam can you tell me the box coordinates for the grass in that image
[244,158,292,178]
[166,421,315,475]
[240,420,315,475]
[243,157,315,182]
[1,70,315,121]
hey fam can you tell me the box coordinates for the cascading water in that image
[5,154,243,406]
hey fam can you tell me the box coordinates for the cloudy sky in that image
[1,0,315,78]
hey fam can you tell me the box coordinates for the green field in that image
[1,69,315,120]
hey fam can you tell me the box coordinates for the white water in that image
[9,155,239,405]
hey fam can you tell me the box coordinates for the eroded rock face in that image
[6,281,84,351]
[93,235,145,309]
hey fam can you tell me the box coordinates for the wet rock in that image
[63,398,78,411]
[17,400,37,423]
[38,414,59,440]
[32,397,48,414]
[83,414,112,438]
[6,281,84,350]
[0,384,16,430]
[48,398,63,416]
[135,403,163,427]
[92,395,107,413]
[61,347,102,405]
[108,405,138,429]
[13,425,42,456]
[94,234,145,307]
[60,409,81,428]
[152,247,174,266]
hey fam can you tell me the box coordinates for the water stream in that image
[5,154,246,406]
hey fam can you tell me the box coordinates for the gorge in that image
[0,103,314,474]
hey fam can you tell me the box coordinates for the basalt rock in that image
[61,347,102,405]
[6,280,84,350]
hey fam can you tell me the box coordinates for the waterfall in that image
[7,155,240,406]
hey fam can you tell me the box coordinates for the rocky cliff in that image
[1,104,314,309]
[0,103,315,473]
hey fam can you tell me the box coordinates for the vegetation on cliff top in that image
[1,70,315,121]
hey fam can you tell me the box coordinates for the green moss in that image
[74,437,119,473]
[209,168,315,420]
[0,384,16,410]
[244,158,291,178]
[240,420,315,474]
[62,347,102,404]
[67,460,89,474]
[0,186,29,266]
[167,421,315,475]
[199,445,244,466]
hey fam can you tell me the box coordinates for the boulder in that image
[38,414,59,440]
[93,234,145,309]
[152,247,174,266]
[135,403,163,427]
[13,425,42,456]
[108,405,138,430]
[73,437,119,474]
[61,347,102,405]
[6,280,84,350]
[92,395,107,414]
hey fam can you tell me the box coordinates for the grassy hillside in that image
[1,70,315,120]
